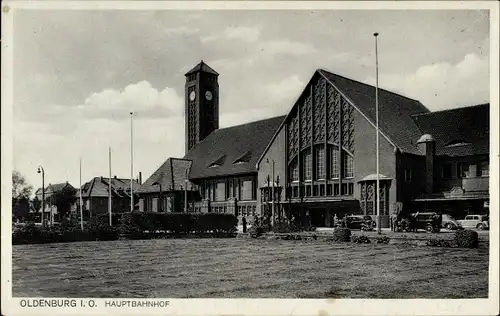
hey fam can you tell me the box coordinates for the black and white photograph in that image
[2,1,499,315]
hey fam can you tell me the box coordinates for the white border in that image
[2,1,499,316]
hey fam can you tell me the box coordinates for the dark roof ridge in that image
[411,103,490,117]
[317,68,425,105]
[217,115,287,131]
[187,115,287,159]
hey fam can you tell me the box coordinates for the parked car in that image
[343,215,375,231]
[395,212,442,233]
[457,215,489,230]
[441,214,462,230]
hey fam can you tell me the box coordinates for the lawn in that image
[12,238,489,298]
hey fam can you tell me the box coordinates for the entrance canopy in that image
[359,174,392,182]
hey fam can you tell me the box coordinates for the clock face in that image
[205,91,213,101]
[189,91,196,101]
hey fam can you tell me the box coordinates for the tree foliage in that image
[12,170,33,200]
[12,171,33,219]
[50,186,77,219]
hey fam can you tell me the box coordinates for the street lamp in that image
[152,181,162,212]
[184,179,189,213]
[37,165,45,226]
[374,32,382,234]
[130,112,134,212]
[266,158,275,227]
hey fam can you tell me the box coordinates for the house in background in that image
[72,176,142,218]
[33,182,75,223]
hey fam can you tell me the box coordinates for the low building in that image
[72,176,141,218]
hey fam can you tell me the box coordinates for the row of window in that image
[288,182,354,198]
[202,177,257,201]
[289,145,354,182]
[237,205,257,217]
[210,206,227,214]
[144,196,173,212]
[442,161,489,180]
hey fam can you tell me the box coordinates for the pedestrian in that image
[390,211,397,232]
[242,217,247,233]
[333,213,338,227]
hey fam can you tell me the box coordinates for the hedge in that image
[351,235,371,244]
[12,212,238,244]
[118,212,237,237]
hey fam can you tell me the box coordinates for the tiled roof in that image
[318,69,430,155]
[80,177,141,198]
[412,104,489,157]
[184,116,286,179]
[35,182,74,196]
[185,60,219,76]
[137,158,196,194]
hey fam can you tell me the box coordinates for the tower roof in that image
[184,60,219,76]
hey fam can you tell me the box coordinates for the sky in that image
[11,9,490,192]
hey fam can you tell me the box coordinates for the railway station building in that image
[136,61,490,228]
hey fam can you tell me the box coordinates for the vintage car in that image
[343,215,375,231]
[457,215,489,230]
[441,214,463,230]
[395,212,442,233]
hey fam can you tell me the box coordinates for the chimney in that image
[113,175,117,179]
[138,172,142,185]
[417,134,435,194]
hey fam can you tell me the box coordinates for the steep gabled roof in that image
[80,177,141,198]
[412,103,489,157]
[136,158,195,194]
[183,116,286,179]
[35,182,74,196]
[185,60,219,76]
[318,69,430,155]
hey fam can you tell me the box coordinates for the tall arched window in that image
[329,145,340,179]
[303,148,312,181]
[315,145,326,180]
[289,158,299,182]
[343,153,354,178]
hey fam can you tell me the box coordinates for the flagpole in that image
[374,32,381,235]
[130,112,134,212]
[79,158,84,231]
[109,147,112,226]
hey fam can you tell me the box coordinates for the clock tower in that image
[184,60,220,154]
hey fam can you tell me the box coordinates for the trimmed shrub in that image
[376,236,391,244]
[272,217,301,233]
[454,229,479,248]
[85,214,119,241]
[426,238,452,248]
[118,212,144,238]
[351,235,371,244]
[333,227,351,242]
[248,226,265,238]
